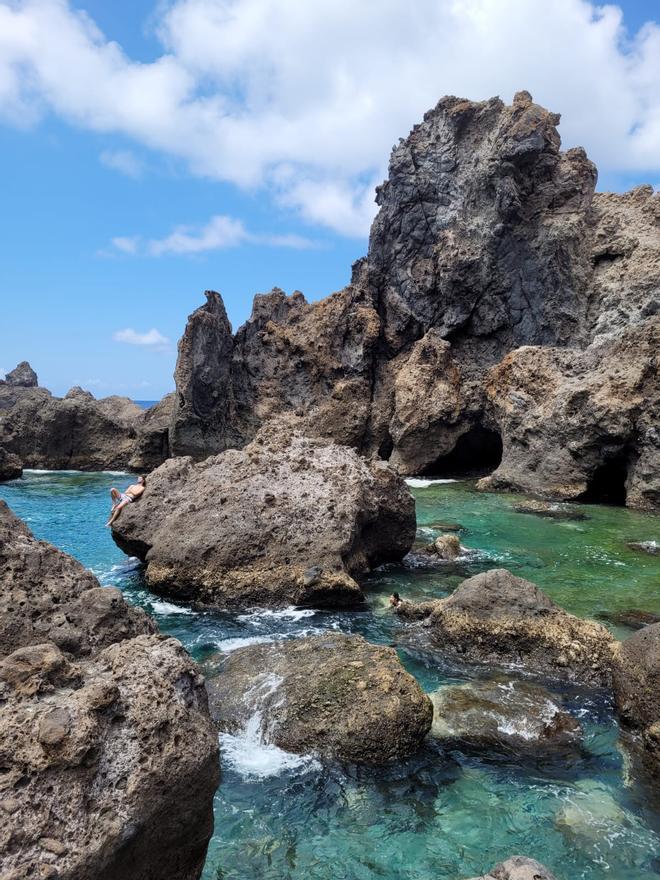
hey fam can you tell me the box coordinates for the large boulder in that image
[612,623,660,775]
[207,633,432,764]
[405,569,615,686]
[0,501,219,880]
[431,678,582,754]
[465,857,557,880]
[112,429,416,608]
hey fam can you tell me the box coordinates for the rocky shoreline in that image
[1,89,659,879]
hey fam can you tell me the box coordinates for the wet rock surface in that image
[0,501,219,880]
[465,856,557,880]
[612,623,660,775]
[404,569,616,686]
[112,429,415,608]
[431,678,582,754]
[422,533,462,560]
[207,633,433,764]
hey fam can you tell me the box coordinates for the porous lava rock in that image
[206,633,432,764]
[612,623,660,775]
[0,501,219,880]
[112,429,416,608]
[405,569,616,686]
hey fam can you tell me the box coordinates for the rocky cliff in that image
[166,91,659,509]
[0,367,168,475]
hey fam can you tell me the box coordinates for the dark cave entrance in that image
[577,448,631,506]
[422,426,503,478]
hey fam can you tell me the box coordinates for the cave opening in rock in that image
[577,449,631,506]
[421,426,503,478]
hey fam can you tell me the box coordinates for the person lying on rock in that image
[105,475,146,528]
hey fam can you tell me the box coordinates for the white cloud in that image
[112,328,170,348]
[0,0,659,236]
[110,235,139,254]
[105,214,317,256]
[100,148,144,178]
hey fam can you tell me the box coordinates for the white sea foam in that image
[220,673,320,779]
[215,635,278,653]
[149,599,196,616]
[406,478,459,488]
[220,726,318,779]
[237,606,317,625]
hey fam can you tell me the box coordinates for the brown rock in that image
[465,856,557,880]
[406,569,616,686]
[112,429,415,609]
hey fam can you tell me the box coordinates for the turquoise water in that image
[1,471,659,880]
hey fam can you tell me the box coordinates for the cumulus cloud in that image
[100,148,144,178]
[112,328,170,348]
[105,214,317,256]
[0,0,659,235]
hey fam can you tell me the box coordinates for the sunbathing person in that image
[105,475,146,527]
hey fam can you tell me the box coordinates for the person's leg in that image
[110,488,121,508]
[106,499,128,527]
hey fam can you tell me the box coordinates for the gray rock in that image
[3,361,38,388]
[207,633,432,764]
[0,446,22,482]
[112,428,415,608]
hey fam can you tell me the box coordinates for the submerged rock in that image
[207,633,432,764]
[612,622,660,775]
[465,856,557,880]
[405,569,616,686]
[422,533,462,560]
[0,501,219,880]
[431,678,582,754]
[512,500,588,521]
[112,429,416,609]
[626,540,659,556]
[600,608,660,631]
[0,446,21,482]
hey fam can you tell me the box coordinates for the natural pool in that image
[1,471,659,880]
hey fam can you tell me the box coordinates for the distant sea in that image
[133,400,158,410]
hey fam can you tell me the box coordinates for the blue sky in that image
[0,0,658,399]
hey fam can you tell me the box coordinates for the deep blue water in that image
[1,471,659,880]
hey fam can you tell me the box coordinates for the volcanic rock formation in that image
[163,92,659,508]
[0,446,21,482]
[400,568,616,686]
[111,427,415,608]
[0,501,219,880]
[206,633,432,764]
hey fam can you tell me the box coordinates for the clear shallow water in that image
[1,471,659,880]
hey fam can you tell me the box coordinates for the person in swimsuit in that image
[105,475,146,527]
[389,592,402,608]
